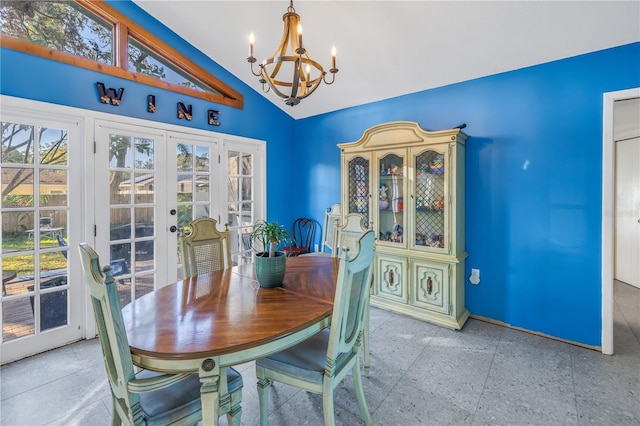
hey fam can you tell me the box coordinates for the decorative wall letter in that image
[96,82,125,106]
[208,110,221,126]
[177,102,193,120]
[147,95,156,113]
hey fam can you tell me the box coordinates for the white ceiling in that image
[133,1,640,120]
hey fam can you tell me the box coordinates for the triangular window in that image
[0,1,242,109]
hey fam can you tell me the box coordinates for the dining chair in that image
[302,213,374,370]
[281,217,316,256]
[256,230,375,426]
[321,204,342,255]
[78,243,243,426]
[180,217,232,278]
[333,214,373,371]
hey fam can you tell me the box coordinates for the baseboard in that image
[469,314,602,352]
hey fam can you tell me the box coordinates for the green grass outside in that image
[2,233,67,276]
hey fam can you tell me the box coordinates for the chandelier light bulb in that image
[249,32,255,57]
[331,45,336,69]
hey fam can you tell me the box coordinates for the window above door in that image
[0,1,243,109]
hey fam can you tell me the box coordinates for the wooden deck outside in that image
[2,260,155,343]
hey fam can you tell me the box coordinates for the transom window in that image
[0,1,242,108]
[0,1,112,64]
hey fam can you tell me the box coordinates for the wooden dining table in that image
[121,255,340,426]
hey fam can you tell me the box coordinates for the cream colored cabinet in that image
[339,121,469,329]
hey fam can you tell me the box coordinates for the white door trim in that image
[601,87,640,355]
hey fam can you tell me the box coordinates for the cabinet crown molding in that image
[339,121,467,152]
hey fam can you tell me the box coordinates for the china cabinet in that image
[338,121,469,329]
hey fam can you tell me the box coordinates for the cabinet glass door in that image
[378,153,404,244]
[414,149,447,251]
[347,155,370,226]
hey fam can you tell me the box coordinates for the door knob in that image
[170,209,177,215]
[169,225,178,233]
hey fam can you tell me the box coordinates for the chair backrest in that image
[327,230,375,362]
[78,243,140,424]
[57,235,69,259]
[291,217,316,251]
[180,217,232,278]
[334,213,368,259]
[40,216,53,228]
[321,204,342,254]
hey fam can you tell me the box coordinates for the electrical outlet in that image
[469,268,480,285]
[314,243,319,252]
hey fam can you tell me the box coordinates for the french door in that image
[1,100,265,363]
[170,135,264,278]
[1,113,83,364]
[95,122,265,297]
[95,121,170,302]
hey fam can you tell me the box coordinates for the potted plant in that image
[250,220,292,287]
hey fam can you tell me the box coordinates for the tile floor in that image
[2,280,639,426]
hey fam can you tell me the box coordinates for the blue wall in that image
[2,0,639,346]
[294,42,640,346]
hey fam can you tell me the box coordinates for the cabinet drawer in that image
[411,260,450,314]
[375,254,408,303]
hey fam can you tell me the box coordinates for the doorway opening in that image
[601,87,640,355]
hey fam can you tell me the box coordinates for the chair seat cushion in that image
[139,367,243,424]
[257,329,348,385]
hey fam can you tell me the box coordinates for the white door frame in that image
[601,87,640,355]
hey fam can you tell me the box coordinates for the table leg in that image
[199,358,221,426]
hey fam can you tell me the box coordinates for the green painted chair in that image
[320,203,342,255]
[78,243,243,426]
[180,217,232,278]
[303,212,373,370]
[256,230,375,426]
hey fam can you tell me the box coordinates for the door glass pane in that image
[175,140,213,280]
[378,154,404,244]
[415,150,446,248]
[108,132,156,306]
[1,167,34,207]
[39,128,68,165]
[176,142,211,225]
[2,122,69,342]
[195,146,209,171]
[348,156,369,226]
[228,151,254,266]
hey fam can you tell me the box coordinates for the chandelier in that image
[247,1,338,106]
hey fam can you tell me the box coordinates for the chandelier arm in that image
[322,71,337,85]
[248,61,262,77]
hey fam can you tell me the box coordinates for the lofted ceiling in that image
[133,1,640,120]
